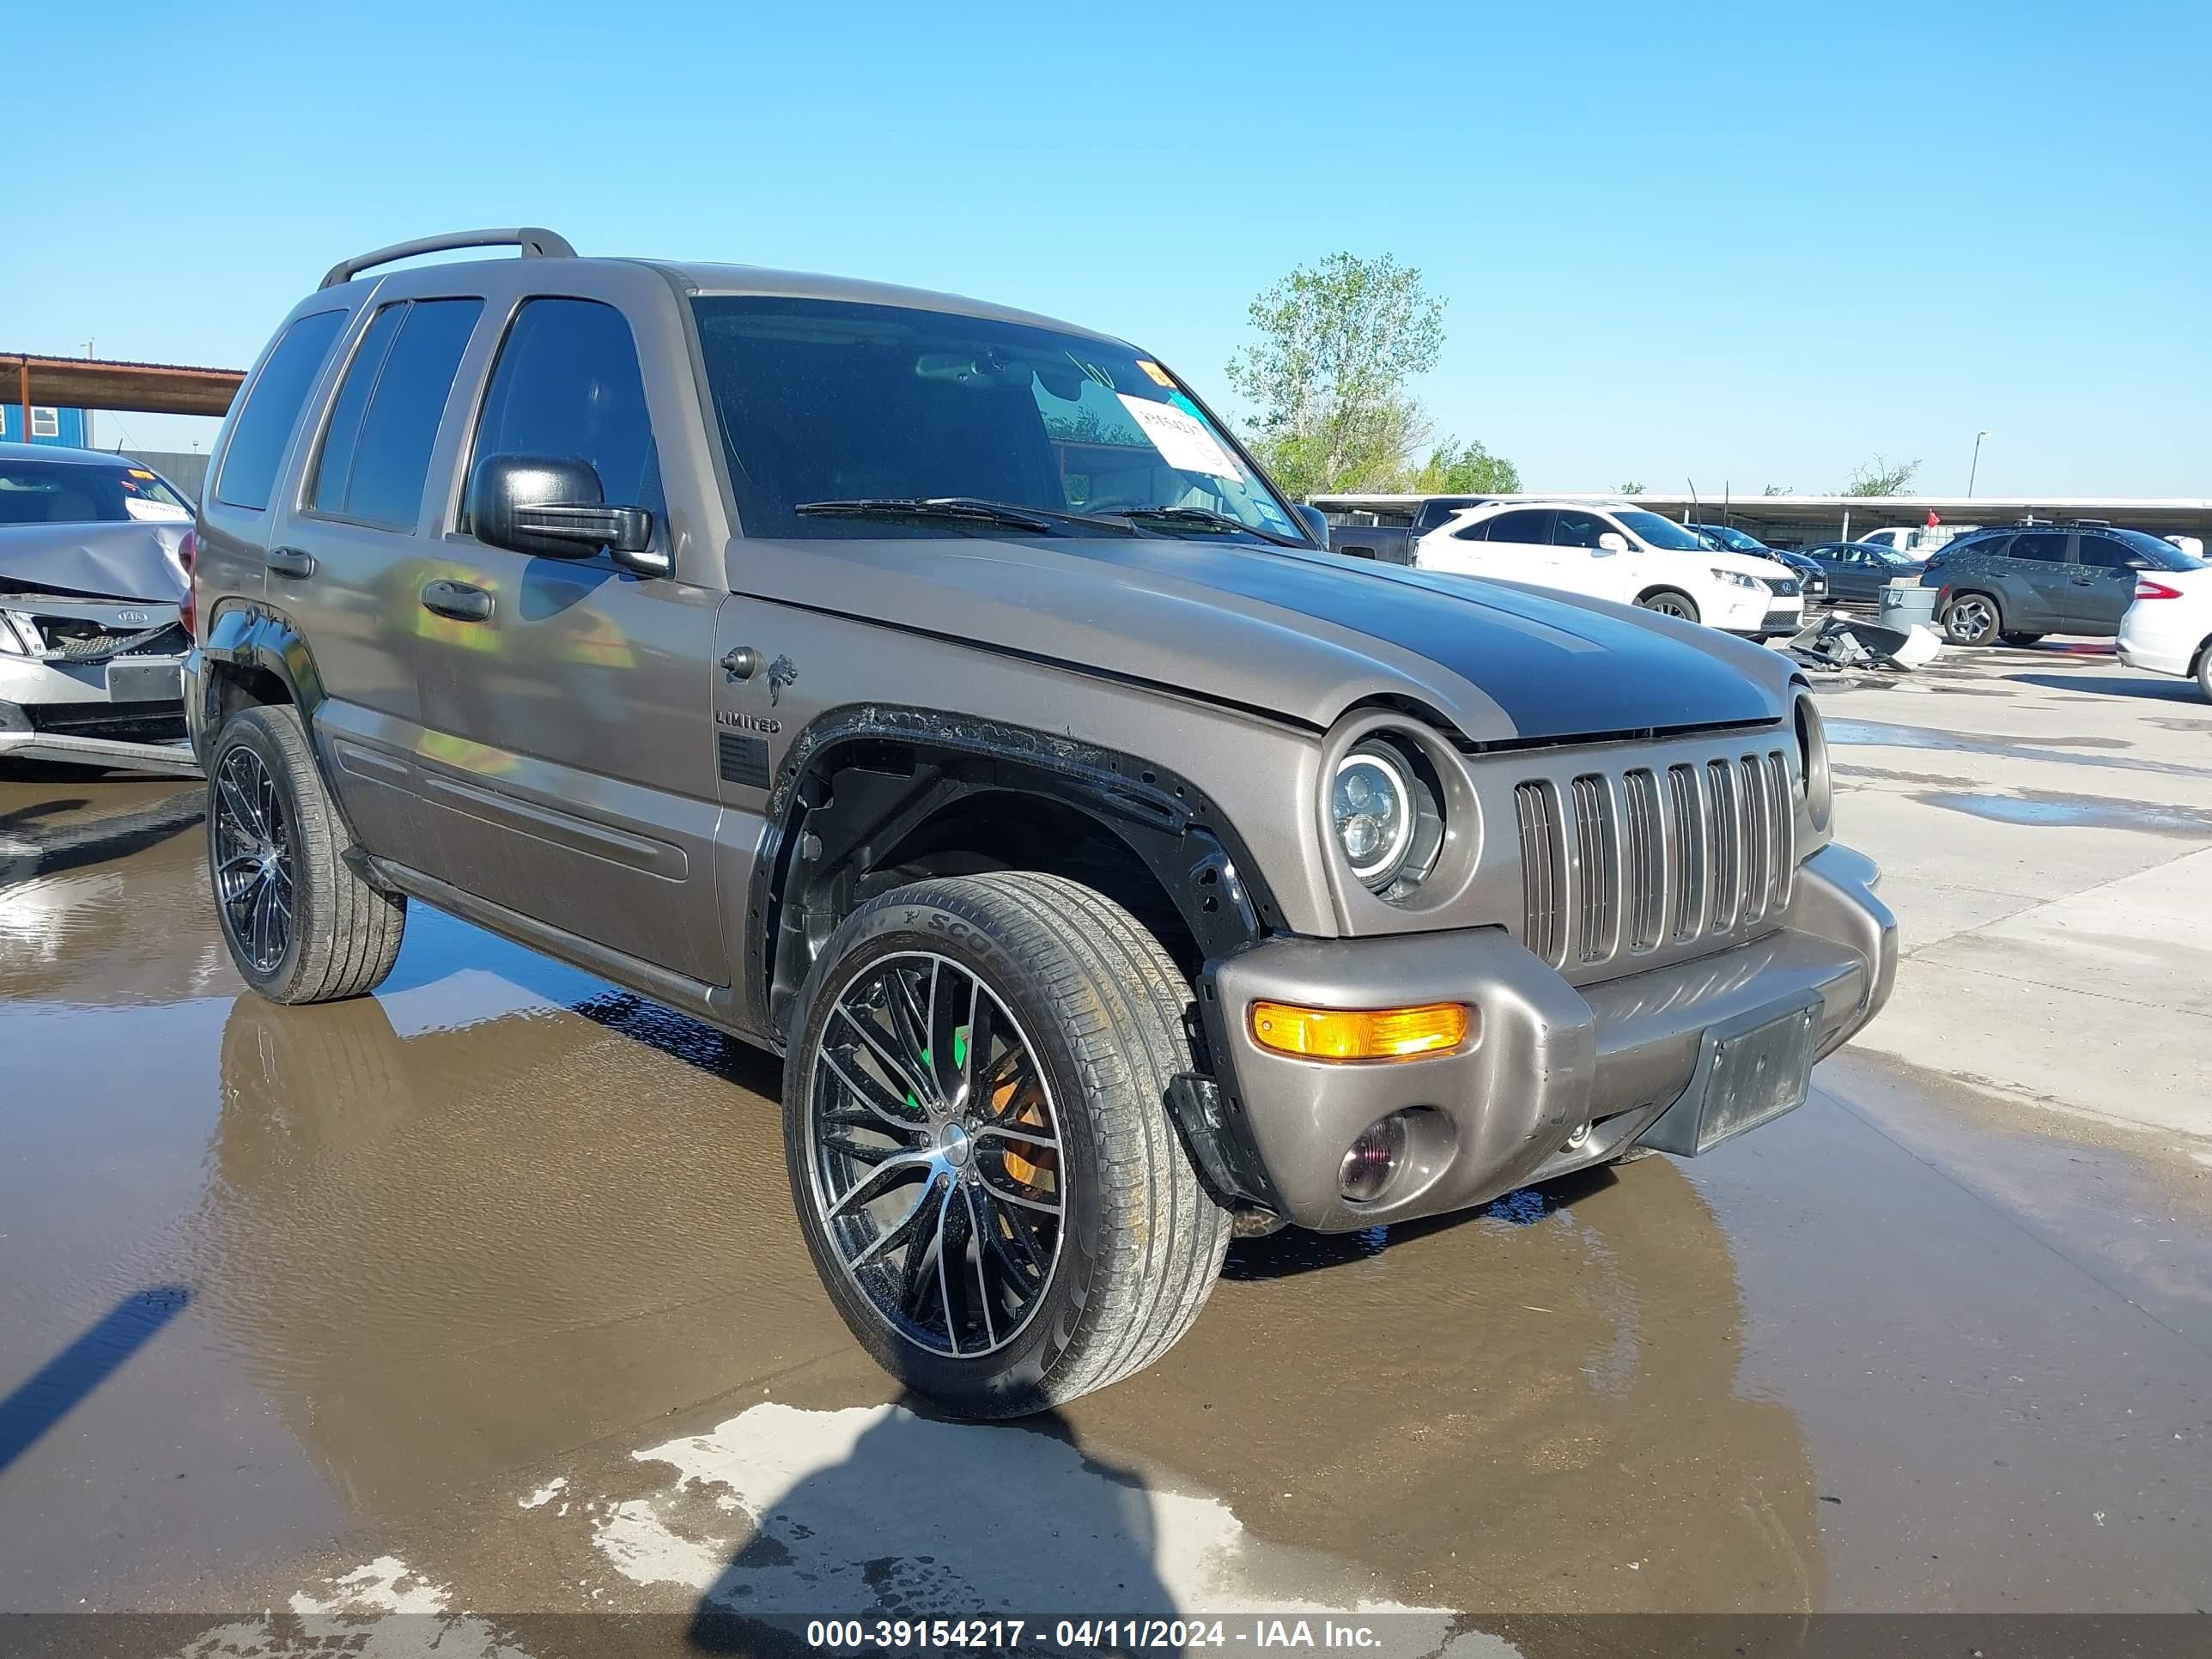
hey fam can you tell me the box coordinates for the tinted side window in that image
[312,300,482,528]
[2075,537,2142,570]
[1449,517,1490,542]
[1486,509,1553,546]
[1551,508,1607,548]
[2010,532,2065,562]
[215,310,347,512]
[470,298,663,521]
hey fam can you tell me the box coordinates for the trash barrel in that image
[1879,582,1938,632]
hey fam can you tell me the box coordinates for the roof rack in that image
[319,228,576,290]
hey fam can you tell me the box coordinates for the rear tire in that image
[206,703,405,1004]
[1940,592,2002,646]
[782,872,1231,1419]
[2000,631,2045,647]
[1637,589,1701,623]
[2197,643,2212,704]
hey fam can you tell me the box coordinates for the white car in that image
[2117,559,2212,702]
[1412,501,1806,637]
[1861,523,1976,557]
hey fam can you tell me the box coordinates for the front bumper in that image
[1202,842,1895,1231]
[0,650,198,775]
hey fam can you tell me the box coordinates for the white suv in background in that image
[1412,501,1806,637]
[2117,556,2212,702]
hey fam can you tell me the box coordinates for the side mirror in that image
[1292,503,1332,549]
[468,453,665,574]
[1595,532,1630,555]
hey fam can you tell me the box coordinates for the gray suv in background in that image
[1927,524,2199,646]
[185,229,1896,1418]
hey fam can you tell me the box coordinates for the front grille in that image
[32,617,186,661]
[22,699,189,741]
[1515,744,1796,973]
[1768,577,1802,598]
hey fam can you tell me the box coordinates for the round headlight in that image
[1334,749,1413,883]
[1330,738,1445,897]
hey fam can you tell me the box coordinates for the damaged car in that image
[0,442,201,775]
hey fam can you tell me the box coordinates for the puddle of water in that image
[1826,719,2211,779]
[1915,790,2212,837]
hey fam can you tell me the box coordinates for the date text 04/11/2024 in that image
[803,1619,1389,1650]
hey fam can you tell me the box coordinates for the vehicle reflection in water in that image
[198,963,1825,1612]
[193,981,847,1513]
[0,783,225,1004]
[1094,1148,1828,1613]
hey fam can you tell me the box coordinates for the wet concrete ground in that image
[2,642,2209,1653]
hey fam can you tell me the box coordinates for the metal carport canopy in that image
[5,352,244,419]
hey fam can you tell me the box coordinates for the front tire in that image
[1637,589,1701,623]
[2001,631,2045,647]
[1941,592,2002,646]
[206,703,405,1004]
[2197,644,2212,704]
[782,872,1230,1419]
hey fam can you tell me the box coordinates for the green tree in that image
[1761,483,1790,496]
[1614,481,1645,495]
[1843,455,1921,496]
[1408,440,1522,495]
[1224,252,1447,496]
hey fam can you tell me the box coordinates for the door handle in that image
[421,579,494,623]
[266,547,317,579]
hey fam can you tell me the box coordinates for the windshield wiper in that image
[1099,506,1305,547]
[793,497,1137,537]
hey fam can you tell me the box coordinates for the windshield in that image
[691,297,1304,544]
[1698,525,1768,552]
[1616,509,1710,552]
[0,459,191,526]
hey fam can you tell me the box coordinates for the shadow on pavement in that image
[2004,672,2204,702]
[686,1395,1173,1651]
[0,1286,191,1475]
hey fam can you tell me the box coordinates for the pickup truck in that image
[186,229,1897,1420]
[1311,494,1505,563]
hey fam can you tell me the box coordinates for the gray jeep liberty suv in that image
[185,228,1896,1419]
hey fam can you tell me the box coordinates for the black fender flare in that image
[750,705,1288,1035]
[193,599,331,730]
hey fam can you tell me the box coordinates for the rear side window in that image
[1449,516,1491,542]
[468,298,663,520]
[312,298,484,529]
[215,309,347,511]
[2010,532,2066,562]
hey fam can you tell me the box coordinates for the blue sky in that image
[10,0,2206,495]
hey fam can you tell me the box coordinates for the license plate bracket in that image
[106,660,184,704]
[1638,996,1823,1157]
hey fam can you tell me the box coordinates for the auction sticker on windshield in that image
[1116,393,1243,479]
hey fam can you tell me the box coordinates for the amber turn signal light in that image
[1248,1000,1470,1061]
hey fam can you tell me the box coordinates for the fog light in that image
[1249,1000,1469,1061]
[1339,1112,1411,1204]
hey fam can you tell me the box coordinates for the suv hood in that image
[736,534,1793,744]
[0,521,190,604]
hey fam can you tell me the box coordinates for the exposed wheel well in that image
[1636,586,1696,606]
[757,735,1252,1042]
[210,662,293,726]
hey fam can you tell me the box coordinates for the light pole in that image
[1967,429,1990,498]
